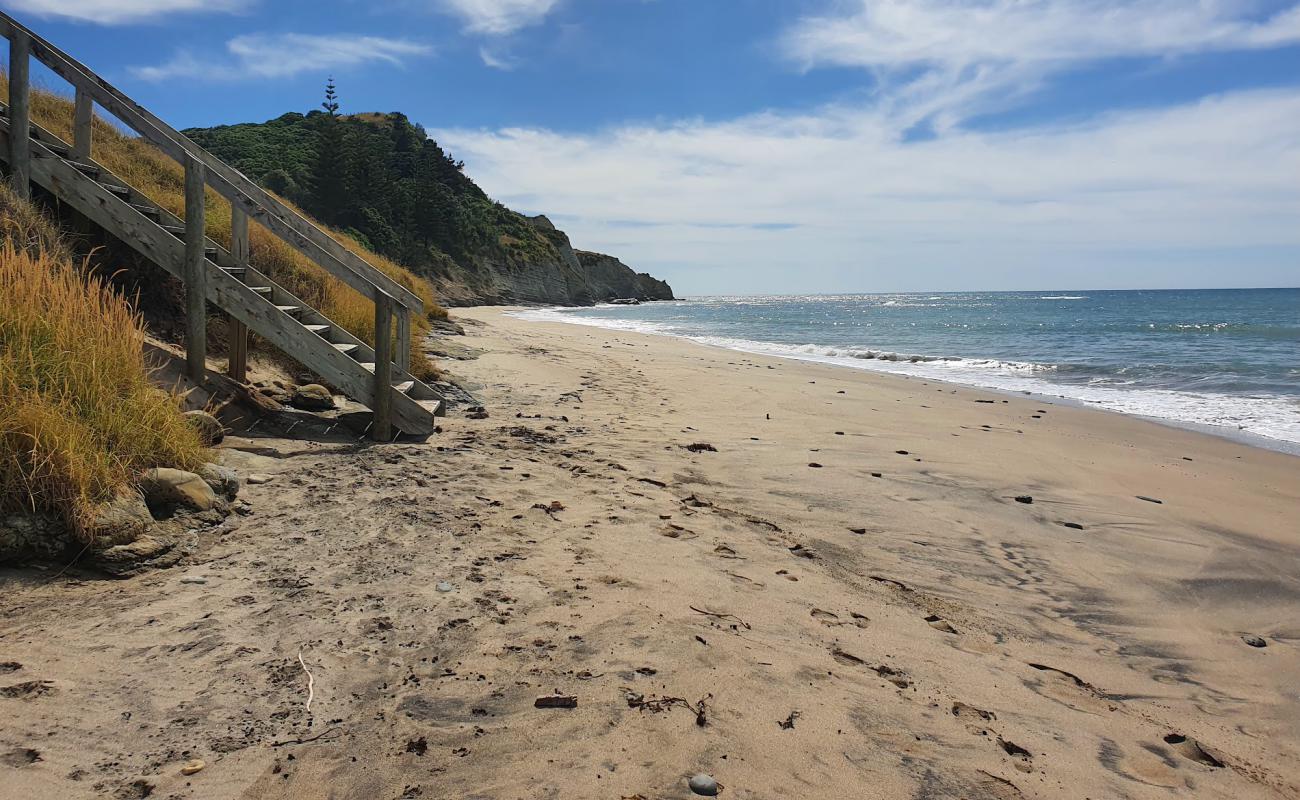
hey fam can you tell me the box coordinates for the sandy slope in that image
[2,306,1298,800]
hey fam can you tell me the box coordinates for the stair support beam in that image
[227,204,249,382]
[184,155,207,382]
[7,28,29,199]
[72,85,92,161]
[396,306,411,374]
[373,294,394,441]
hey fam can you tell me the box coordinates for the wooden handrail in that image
[0,11,423,316]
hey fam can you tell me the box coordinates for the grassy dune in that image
[3,76,446,381]
[0,210,207,537]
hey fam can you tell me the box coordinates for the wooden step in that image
[332,343,360,356]
[275,305,301,315]
[130,204,161,219]
[222,266,247,276]
[417,399,447,417]
[303,324,331,335]
[393,380,415,394]
[100,182,129,197]
[68,161,100,178]
[162,224,185,236]
[249,286,272,295]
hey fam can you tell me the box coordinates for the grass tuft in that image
[0,242,208,539]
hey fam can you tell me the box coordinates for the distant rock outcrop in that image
[422,215,674,307]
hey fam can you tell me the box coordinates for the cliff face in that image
[421,216,674,307]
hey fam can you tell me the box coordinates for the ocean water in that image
[512,289,1300,452]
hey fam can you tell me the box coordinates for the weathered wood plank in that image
[373,294,394,441]
[7,28,30,199]
[72,86,92,161]
[227,203,249,381]
[184,155,207,382]
[396,306,411,373]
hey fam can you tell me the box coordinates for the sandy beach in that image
[3,306,1299,799]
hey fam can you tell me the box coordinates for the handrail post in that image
[227,205,249,383]
[72,86,93,161]
[372,294,394,441]
[395,305,411,374]
[8,28,31,199]
[184,155,207,382]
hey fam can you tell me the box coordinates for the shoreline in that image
[3,305,1298,799]
[508,303,1300,456]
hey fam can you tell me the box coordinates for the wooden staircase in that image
[0,12,445,439]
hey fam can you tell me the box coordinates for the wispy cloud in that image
[432,0,561,35]
[781,1,1300,132]
[131,33,432,82]
[2,0,248,25]
[781,0,1300,70]
[434,88,1300,292]
[478,45,516,70]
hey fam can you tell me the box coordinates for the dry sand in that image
[3,306,1299,799]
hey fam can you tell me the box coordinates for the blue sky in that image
[5,0,1300,294]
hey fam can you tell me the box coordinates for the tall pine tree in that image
[309,77,350,224]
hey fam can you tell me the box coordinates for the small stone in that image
[1242,634,1267,648]
[180,577,208,585]
[688,773,719,796]
[1014,495,1033,504]
[1136,495,1164,504]
[436,582,454,593]
[246,474,273,485]
[180,759,205,775]
[183,410,225,446]
[291,384,336,411]
[140,468,218,512]
[807,462,823,468]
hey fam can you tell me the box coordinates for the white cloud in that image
[433,89,1300,292]
[433,0,560,35]
[2,0,247,25]
[131,33,432,82]
[781,0,1300,71]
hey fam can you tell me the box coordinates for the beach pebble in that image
[180,759,205,775]
[1015,495,1033,504]
[436,582,454,593]
[688,773,719,796]
[247,474,273,485]
[1136,495,1164,504]
[179,577,208,585]
[1242,634,1267,648]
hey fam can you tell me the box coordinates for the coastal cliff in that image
[183,111,674,307]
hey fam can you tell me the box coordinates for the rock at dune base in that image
[183,410,225,446]
[0,512,71,562]
[180,759,205,775]
[291,384,336,411]
[140,468,218,512]
[198,463,241,500]
[88,493,155,548]
[1242,634,1267,648]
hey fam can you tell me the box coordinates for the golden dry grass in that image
[4,76,445,381]
[0,241,208,538]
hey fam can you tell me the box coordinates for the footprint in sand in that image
[926,614,959,634]
[1162,734,1225,768]
[1023,663,1115,715]
[998,738,1035,773]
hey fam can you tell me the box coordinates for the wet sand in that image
[2,306,1299,799]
